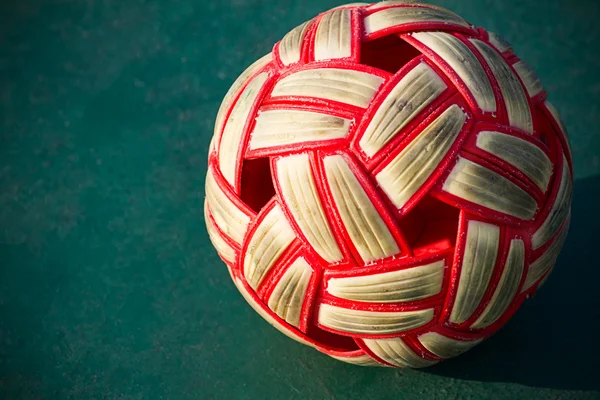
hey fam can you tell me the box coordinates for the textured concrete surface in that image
[1,0,599,399]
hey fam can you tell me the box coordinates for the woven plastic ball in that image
[205,1,573,367]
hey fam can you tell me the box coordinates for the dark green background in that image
[1,0,599,399]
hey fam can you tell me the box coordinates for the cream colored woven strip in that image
[363,337,438,368]
[523,215,570,291]
[328,353,381,367]
[471,239,525,329]
[471,39,533,133]
[323,155,400,262]
[272,68,384,108]
[449,220,500,324]
[267,257,313,327]
[205,167,251,244]
[250,109,351,151]
[359,62,447,157]
[513,60,543,98]
[376,104,466,210]
[233,277,314,348]
[476,131,552,192]
[318,303,434,334]
[276,154,343,263]
[243,204,296,289]
[214,53,272,148]
[326,259,444,302]
[487,32,512,53]
[366,1,420,11]
[219,72,270,188]
[418,332,482,358]
[411,32,496,112]
[314,9,353,60]
[278,21,312,66]
[532,155,572,249]
[443,157,538,220]
[204,201,236,264]
[364,5,469,36]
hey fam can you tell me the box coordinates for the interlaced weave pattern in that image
[205,1,573,367]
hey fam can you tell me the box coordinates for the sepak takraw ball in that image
[205,1,573,367]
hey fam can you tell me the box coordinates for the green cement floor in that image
[1,0,600,399]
